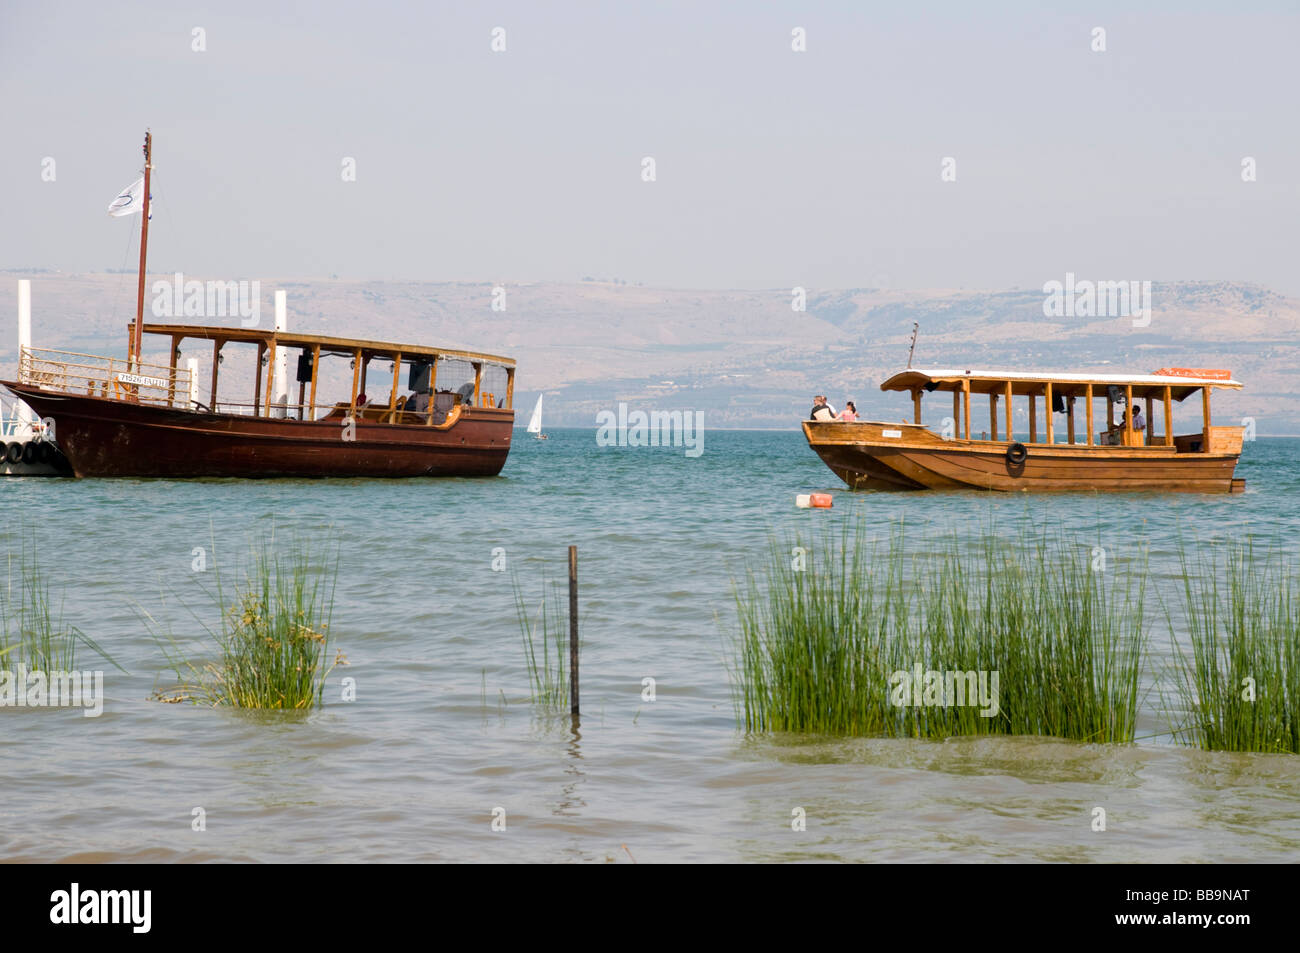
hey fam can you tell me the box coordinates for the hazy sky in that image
[2,1,1297,293]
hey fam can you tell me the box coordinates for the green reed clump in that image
[1,544,118,673]
[734,521,901,735]
[1171,543,1300,753]
[512,575,569,710]
[903,537,1144,742]
[155,538,342,710]
[733,521,1145,742]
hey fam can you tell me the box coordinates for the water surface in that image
[1,431,1297,862]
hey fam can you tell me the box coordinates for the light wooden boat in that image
[804,368,1246,493]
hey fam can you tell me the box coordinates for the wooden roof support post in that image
[989,393,998,441]
[473,362,483,407]
[1202,386,1212,452]
[426,356,439,425]
[962,378,971,441]
[168,335,182,407]
[1029,393,1037,444]
[210,340,222,411]
[1163,385,1173,447]
[263,338,278,417]
[254,342,265,416]
[388,352,402,419]
[505,366,515,411]
[1085,384,1094,446]
[1145,395,1154,448]
[1004,380,1013,441]
[1045,382,1054,444]
[359,354,370,400]
[349,348,362,415]
[1067,396,1076,444]
[913,388,922,425]
[308,345,320,420]
[952,390,960,438]
[1125,384,1134,445]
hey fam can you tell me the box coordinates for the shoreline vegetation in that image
[1171,543,1300,754]
[1,544,120,675]
[734,519,1299,754]
[512,573,570,711]
[151,537,344,711]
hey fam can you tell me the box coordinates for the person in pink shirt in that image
[838,401,858,421]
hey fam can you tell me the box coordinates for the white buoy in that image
[273,289,288,418]
[795,494,812,508]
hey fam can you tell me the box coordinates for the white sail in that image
[527,394,543,433]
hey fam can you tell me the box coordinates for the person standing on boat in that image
[838,401,858,421]
[1132,404,1145,442]
[810,395,837,421]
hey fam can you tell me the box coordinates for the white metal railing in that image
[18,346,194,409]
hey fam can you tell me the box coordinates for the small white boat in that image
[1,389,66,476]
[527,394,548,440]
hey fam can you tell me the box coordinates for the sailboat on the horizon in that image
[527,394,548,440]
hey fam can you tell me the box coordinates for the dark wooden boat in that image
[2,132,516,479]
[4,326,516,478]
[804,368,1246,493]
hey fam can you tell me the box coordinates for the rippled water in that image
[1,432,1297,862]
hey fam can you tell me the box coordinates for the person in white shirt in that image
[809,395,837,421]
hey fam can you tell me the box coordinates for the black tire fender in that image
[4,442,22,464]
[1006,442,1028,466]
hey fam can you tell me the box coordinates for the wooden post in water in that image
[568,545,580,716]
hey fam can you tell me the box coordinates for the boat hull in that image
[804,420,1243,493]
[2,383,513,479]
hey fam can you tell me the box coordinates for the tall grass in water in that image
[512,575,569,711]
[155,538,342,710]
[1,544,118,672]
[734,521,899,735]
[734,522,1145,742]
[1172,543,1300,753]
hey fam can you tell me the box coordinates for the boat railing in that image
[19,346,194,408]
[209,400,467,427]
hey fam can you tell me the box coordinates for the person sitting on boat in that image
[1132,405,1145,441]
[838,401,858,421]
[809,395,837,422]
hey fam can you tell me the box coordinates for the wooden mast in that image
[132,131,152,370]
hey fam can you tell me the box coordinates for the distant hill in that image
[1,274,1296,432]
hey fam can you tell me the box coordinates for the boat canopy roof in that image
[143,323,515,369]
[880,368,1242,401]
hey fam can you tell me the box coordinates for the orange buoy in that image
[810,493,833,508]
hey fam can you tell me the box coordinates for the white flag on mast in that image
[108,177,146,217]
